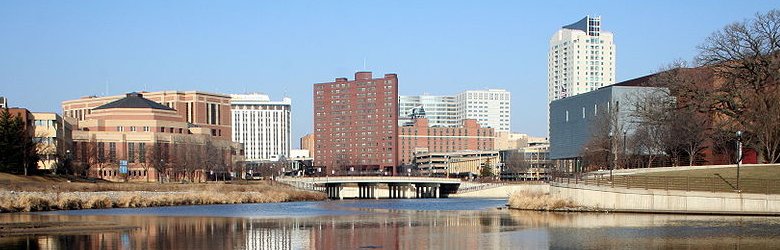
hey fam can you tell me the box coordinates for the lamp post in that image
[623,130,627,169]
[736,130,743,192]
[608,131,614,182]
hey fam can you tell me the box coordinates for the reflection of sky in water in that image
[38,201,364,218]
[38,198,507,218]
[5,199,780,249]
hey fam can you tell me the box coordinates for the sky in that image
[0,1,776,147]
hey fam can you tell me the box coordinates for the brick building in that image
[62,91,231,140]
[313,72,399,174]
[69,93,243,182]
[399,118,494,165]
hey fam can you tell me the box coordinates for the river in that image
[1,198,779,249]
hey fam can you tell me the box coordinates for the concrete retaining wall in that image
[551,183,780,215]
[451,184,549,198]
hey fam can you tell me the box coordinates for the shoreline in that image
[0,221,139,236]
[0,189,326,213]
[506,205,780,216]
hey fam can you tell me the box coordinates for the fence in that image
[552,175,780,195]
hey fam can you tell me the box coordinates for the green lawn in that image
[638,165,780,180]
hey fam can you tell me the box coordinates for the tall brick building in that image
[313,72,399,174]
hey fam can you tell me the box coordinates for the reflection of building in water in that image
[306,212,509,249]
[245,221,310,249]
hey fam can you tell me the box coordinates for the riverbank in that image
[0,173,326,213]
[506,191,581,211]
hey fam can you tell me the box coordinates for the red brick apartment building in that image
[313,72,399,174]
[399,118,494,165]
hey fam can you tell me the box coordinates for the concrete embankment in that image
[549,182,780,215]
[451,184,549,198]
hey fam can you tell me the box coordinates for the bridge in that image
[277,176,462,199]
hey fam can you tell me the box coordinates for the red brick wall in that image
[313,72,399,174]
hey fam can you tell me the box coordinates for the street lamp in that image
[736,130,743,192]
[608,131,614,182]
[623,130,627,169]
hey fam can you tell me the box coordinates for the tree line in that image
[72,137,235,183]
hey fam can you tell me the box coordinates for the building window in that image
[117,126,124,132]
[143,126,150,132]
[108,142,116,161]
[130,126,136,132]
[139,143,146,162]
[128,143,135,162]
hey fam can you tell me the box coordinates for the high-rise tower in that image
[548,15,615,103]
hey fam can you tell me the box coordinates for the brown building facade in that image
[70,93,243,182]
[300,133,315,158]
[62,91,231,140]
[399,118,494,165]
[313,72,399,174]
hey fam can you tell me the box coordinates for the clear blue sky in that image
[1,1,776,147]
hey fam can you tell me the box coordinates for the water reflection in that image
[2,200,780,249]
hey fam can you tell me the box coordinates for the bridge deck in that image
[280,176,461,185]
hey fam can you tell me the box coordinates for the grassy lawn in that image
[637,165,780,180]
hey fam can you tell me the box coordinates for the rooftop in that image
[92,92,176,111]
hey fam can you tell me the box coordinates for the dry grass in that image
[0,173,326,213]
[507,191,576,210]
[0,190,325,213]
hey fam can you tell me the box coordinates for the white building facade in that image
[456,89,511,132]
[399,89,510,132]
[548,15,615,103]
[230,94,291,162]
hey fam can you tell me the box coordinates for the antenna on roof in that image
[363,57,367,70]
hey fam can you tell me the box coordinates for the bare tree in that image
[86,139,111,179]
[202,140,220,181]
[637,65,712,166]
[503,151,531,176]
[694,9,780,163]
[147,142,167,183]
[582,102,625,170]
[172,138,199,183]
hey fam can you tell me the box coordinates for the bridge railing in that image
[551,174,780,195]
[277,176,461,184]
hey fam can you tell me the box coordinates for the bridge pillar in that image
[358,183,377,199]
[387,183,410,199]
[412,183,441,198]
[326,183,342,200]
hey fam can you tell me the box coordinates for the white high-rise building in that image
[399,89,511,132]
[548,15,615,103]
[230,94,291,162]
[456,89,511,132]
